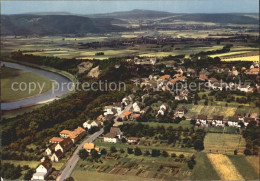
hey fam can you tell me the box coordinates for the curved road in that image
[56,129,104,181]
[1,61,73,110]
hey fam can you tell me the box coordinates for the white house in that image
[127,137,140,143]
[104,106,116,116]
[31,159,52,180]
[54,138,73,153]
[196,115,208,125]
[212,115,224,127]
[227,117,239,127]
[133,102,141,113]
[51,150,63,162]
[157,103,168,116]
[83,120,92,129]
[103,133,118,143]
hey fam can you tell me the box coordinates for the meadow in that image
[1,67,53,102]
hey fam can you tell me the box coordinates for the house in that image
[157,103,168,116]
[159,74,171,81]
[127,137,140,143]
[199,75,208,81]
[246,68,259,75]
[83,120,92,129]
[244,117,255,127]
[51,150,63,162]
[104,106,116,116]
[49,137,64,144]
[83,142,95,152]
[238,84,251,92]
[55,138,73,153]
[122,97,130,106]
[196,115,208,125]
[45,144,57,156]
[234,112,247,121]
[31,159,52,180]
[110,127,123,139]
[123,111,132,120]
[60,130,72,139]
[103,133,118,143]
[212,115,224,127]
[250,113,258,120]
[133,113,141,119]
[133,102,141,113]
[176,106,188,118]
[69,127,86,143]
[228,116,239,127]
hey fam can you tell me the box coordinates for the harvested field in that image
[207,153,244,180]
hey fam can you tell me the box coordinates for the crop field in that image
[222,55,259,62]
[177,104,237,119]
[141,120,193,129]
[203,133,246,155]
[228,155,260,180]
[191,152,220,180]
[207,154,244,180]
[72,154,191,181]
[1,67,53,102]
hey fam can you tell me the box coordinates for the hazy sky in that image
[1,0,259,15]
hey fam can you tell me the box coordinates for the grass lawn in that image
[191,152,220,180]
[203,133,246,155]
[228,155,259,180]
[136,120,193,129]
[1,67,53,102]
[1,160,64,170]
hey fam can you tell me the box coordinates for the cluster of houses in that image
[46,127,86,162]
[196,112,258,128]
[103,127,140,144]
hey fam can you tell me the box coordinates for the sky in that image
[1,0,259,15]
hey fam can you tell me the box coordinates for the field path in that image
[207,154,244,181]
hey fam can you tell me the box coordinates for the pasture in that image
[203,133,246,155]
[1,67,53,102]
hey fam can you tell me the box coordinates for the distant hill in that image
[161,13,259,25]
[1,14,127,36]
[90,9,175,19]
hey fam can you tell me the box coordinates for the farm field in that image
[135,120,193,129]
[203,133,246,155]
[72,154,191,181]
[177,103,259,119]
[245,156,260,175]
[1,67,53,102]
[190,152,220,180]
[228,155,259,180]
[207,154,243,180]
[222,55,259,62]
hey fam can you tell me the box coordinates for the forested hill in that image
[1,14,127,36]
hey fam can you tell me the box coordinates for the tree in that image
[190,119,196,125]
[120,148,125,153]
[110,146,117,153]
[244,148,251,155]
[162,151,168,157]
[171,153,177,158]
[179,154,184,158]
[127,148,133,154]
[134,147,142,156]
[151,149,160,157]
[234,149,238,155]
[23,168,35,180]
[101,148,107,155]
[143,150,150,156]
[194,139,204,150]
[64,177,74,181]
[79,149,88,160]
[91,149,99,160]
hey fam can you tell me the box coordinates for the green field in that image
[228,155,259,180]
[140,120,193,129]
[1,67,53,102]
[191,152,220,180]
[203,133,246,155]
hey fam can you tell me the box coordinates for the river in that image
[1,61,73,110]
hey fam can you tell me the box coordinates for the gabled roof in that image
[209,77,218,82]
[49,137,64,143]
[197,114,207,120]
[234,112,247,117]
[59,138,73,148]
[128,137,139,141]
[84,142,95,150]
[123,111,131,116]
[159,74,171,80]
[38,161,52,171]
[54,150,63,158]
[228,116,239,122]
[104,132,117,138]
[244,117,255,123]
[47,143,57,152]
[110,127,122,135]
[60,130,72,135]
[213,115,224,120]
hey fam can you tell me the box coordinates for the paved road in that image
[113,103,133,126]
[56,129,104,181]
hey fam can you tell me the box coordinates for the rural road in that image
[56,129,104,181]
